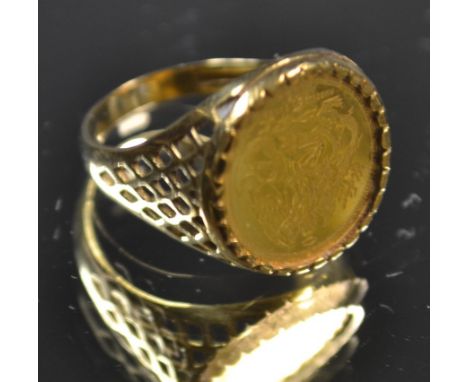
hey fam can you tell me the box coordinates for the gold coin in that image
[222,68,384,270]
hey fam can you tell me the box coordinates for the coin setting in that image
[212,53,390,272]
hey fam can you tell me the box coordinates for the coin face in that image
[222,68,384,270]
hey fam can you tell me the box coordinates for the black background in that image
[39,0,429,381]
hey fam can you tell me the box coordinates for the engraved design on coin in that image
[225,78,374,258]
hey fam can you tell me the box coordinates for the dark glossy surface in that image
[39,0,429,381]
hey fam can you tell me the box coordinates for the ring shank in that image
[82,58,264,152]
[81,58,267,263]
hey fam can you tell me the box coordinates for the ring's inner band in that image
[83,59,264,149]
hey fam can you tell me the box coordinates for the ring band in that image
[81,49,390,275]
[75,180,367,381]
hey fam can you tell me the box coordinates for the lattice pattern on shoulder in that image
[89,124,219,257]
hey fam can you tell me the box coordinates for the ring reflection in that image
[75,181,368,382]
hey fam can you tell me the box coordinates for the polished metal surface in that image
[40,2,428,380]
[81,49,390,275]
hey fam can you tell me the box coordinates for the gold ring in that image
[75,180,368,382]
[81,48,390,275]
